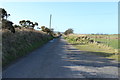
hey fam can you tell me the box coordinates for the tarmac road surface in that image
[2,37,119,78]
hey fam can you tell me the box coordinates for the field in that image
[87,34,119,49]
[64,34,119,61]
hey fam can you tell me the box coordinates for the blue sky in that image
[1,2,118,34]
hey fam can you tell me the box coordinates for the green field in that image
[64,34,119,61]
[87,34,119,49]
[95,38,118,49]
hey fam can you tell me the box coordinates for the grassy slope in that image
[2,28,53,67]
[64,34,119,61]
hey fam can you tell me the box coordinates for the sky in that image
[0,2,118,34]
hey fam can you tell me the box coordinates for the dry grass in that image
[2,28,53,67]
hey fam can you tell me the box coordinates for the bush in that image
[64,28,73,35]
[2,19,15,33]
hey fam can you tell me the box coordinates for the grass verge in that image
[64,34,119,61]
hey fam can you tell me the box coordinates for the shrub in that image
[64,28,73,35]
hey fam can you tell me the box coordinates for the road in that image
[2,37,118,78]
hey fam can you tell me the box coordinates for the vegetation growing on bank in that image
[1,8,62,67]
[2,28,54,67]
[64,34,119,61]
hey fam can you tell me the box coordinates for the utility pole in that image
[49,14,52,29]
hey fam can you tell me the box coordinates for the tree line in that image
[1,8,61,37]
[1,8,75,36]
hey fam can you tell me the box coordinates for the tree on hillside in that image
[2,19,15,33]
[1,8,7,19]
[34,22,38,26]
[31,22,38,28]
[64,28,73,35]
[41,26,54,35]
[1,8,15,33]
[45,27,51,34]
[41,26,46,32]
[41,26,50,34]
[19,20,26,27]
[30,22,33,27]
[32,22,38,28]
[1,8,11,20]
[26,20,31,27]
[19,20,38,28]
[13,24,21,29]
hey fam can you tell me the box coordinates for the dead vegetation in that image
[2,28,53,66]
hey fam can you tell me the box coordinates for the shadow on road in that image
[2,37,119,78]
[59,41,118,78]
[62,44,118,68]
